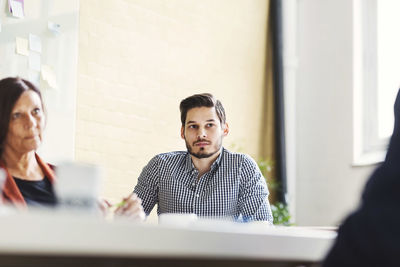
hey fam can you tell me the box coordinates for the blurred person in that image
[0,77,145,220]
[323,89,400,266]
[0,77,55,207]
[117,93,273,223]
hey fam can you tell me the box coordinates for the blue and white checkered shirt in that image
[133,148,273,223]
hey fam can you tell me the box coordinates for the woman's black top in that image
[13,176,57,206]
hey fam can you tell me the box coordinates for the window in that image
[353,0,400,165]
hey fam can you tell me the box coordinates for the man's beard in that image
[185,138,222,159]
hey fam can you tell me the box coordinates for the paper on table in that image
[41,64,59,90]
[29,34,42,53]
[9,0,24,19]
[15,37,29,56]
[28,52,41,71]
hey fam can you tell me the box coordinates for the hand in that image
[114,193,146,221]
[98,198,112,216]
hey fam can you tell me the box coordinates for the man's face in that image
[181,106,229,159]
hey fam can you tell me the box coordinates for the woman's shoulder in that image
[47,163,56,171]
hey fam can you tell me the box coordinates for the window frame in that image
[353,0,390,166]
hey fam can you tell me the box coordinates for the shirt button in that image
[192,183,196,187]
[196,194,200,198]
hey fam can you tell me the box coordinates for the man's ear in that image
[222,122,229,137]
[181,126,185,139]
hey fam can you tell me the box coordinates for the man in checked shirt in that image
[117,93,273,223]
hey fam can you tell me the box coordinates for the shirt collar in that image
[184,147,225,173]
[211,147,224,169]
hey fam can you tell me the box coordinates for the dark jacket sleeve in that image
[324,167,400,267]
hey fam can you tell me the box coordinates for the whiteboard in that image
[0,0,79,162]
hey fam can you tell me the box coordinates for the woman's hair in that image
[0,77,43,155]
[179,93,226,126]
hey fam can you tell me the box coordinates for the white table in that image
[0,208,336,267]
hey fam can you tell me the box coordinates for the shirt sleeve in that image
[238,155,273,223]
[133,155,160,215]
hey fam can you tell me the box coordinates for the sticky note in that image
[41,65,59,90]
[28,71,40,86]
[10,0,24,19]
[15,37,29,56]
[29,52,41,71]
[29,34,42,53]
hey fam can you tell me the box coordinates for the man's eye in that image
[33,108,41,115]
[207,123,214,127]
[188,125,197,129]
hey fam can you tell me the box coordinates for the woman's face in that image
[4,90,45,155]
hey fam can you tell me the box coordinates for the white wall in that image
[292,0,376,226]
[76,0,270,210]
[0,0,79,163]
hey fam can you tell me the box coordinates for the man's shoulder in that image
[222,148,257,166]
[153,151,188,162]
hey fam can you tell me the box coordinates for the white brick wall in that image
[76,0,269,216]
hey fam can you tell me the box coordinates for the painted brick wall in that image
[76,0,269,218]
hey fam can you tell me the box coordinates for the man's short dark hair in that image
[179,93,226,126]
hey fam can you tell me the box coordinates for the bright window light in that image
[377,0,400,139]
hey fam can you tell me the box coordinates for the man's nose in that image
[197,128,207,138]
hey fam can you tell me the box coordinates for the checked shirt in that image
[133,148,273,223]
